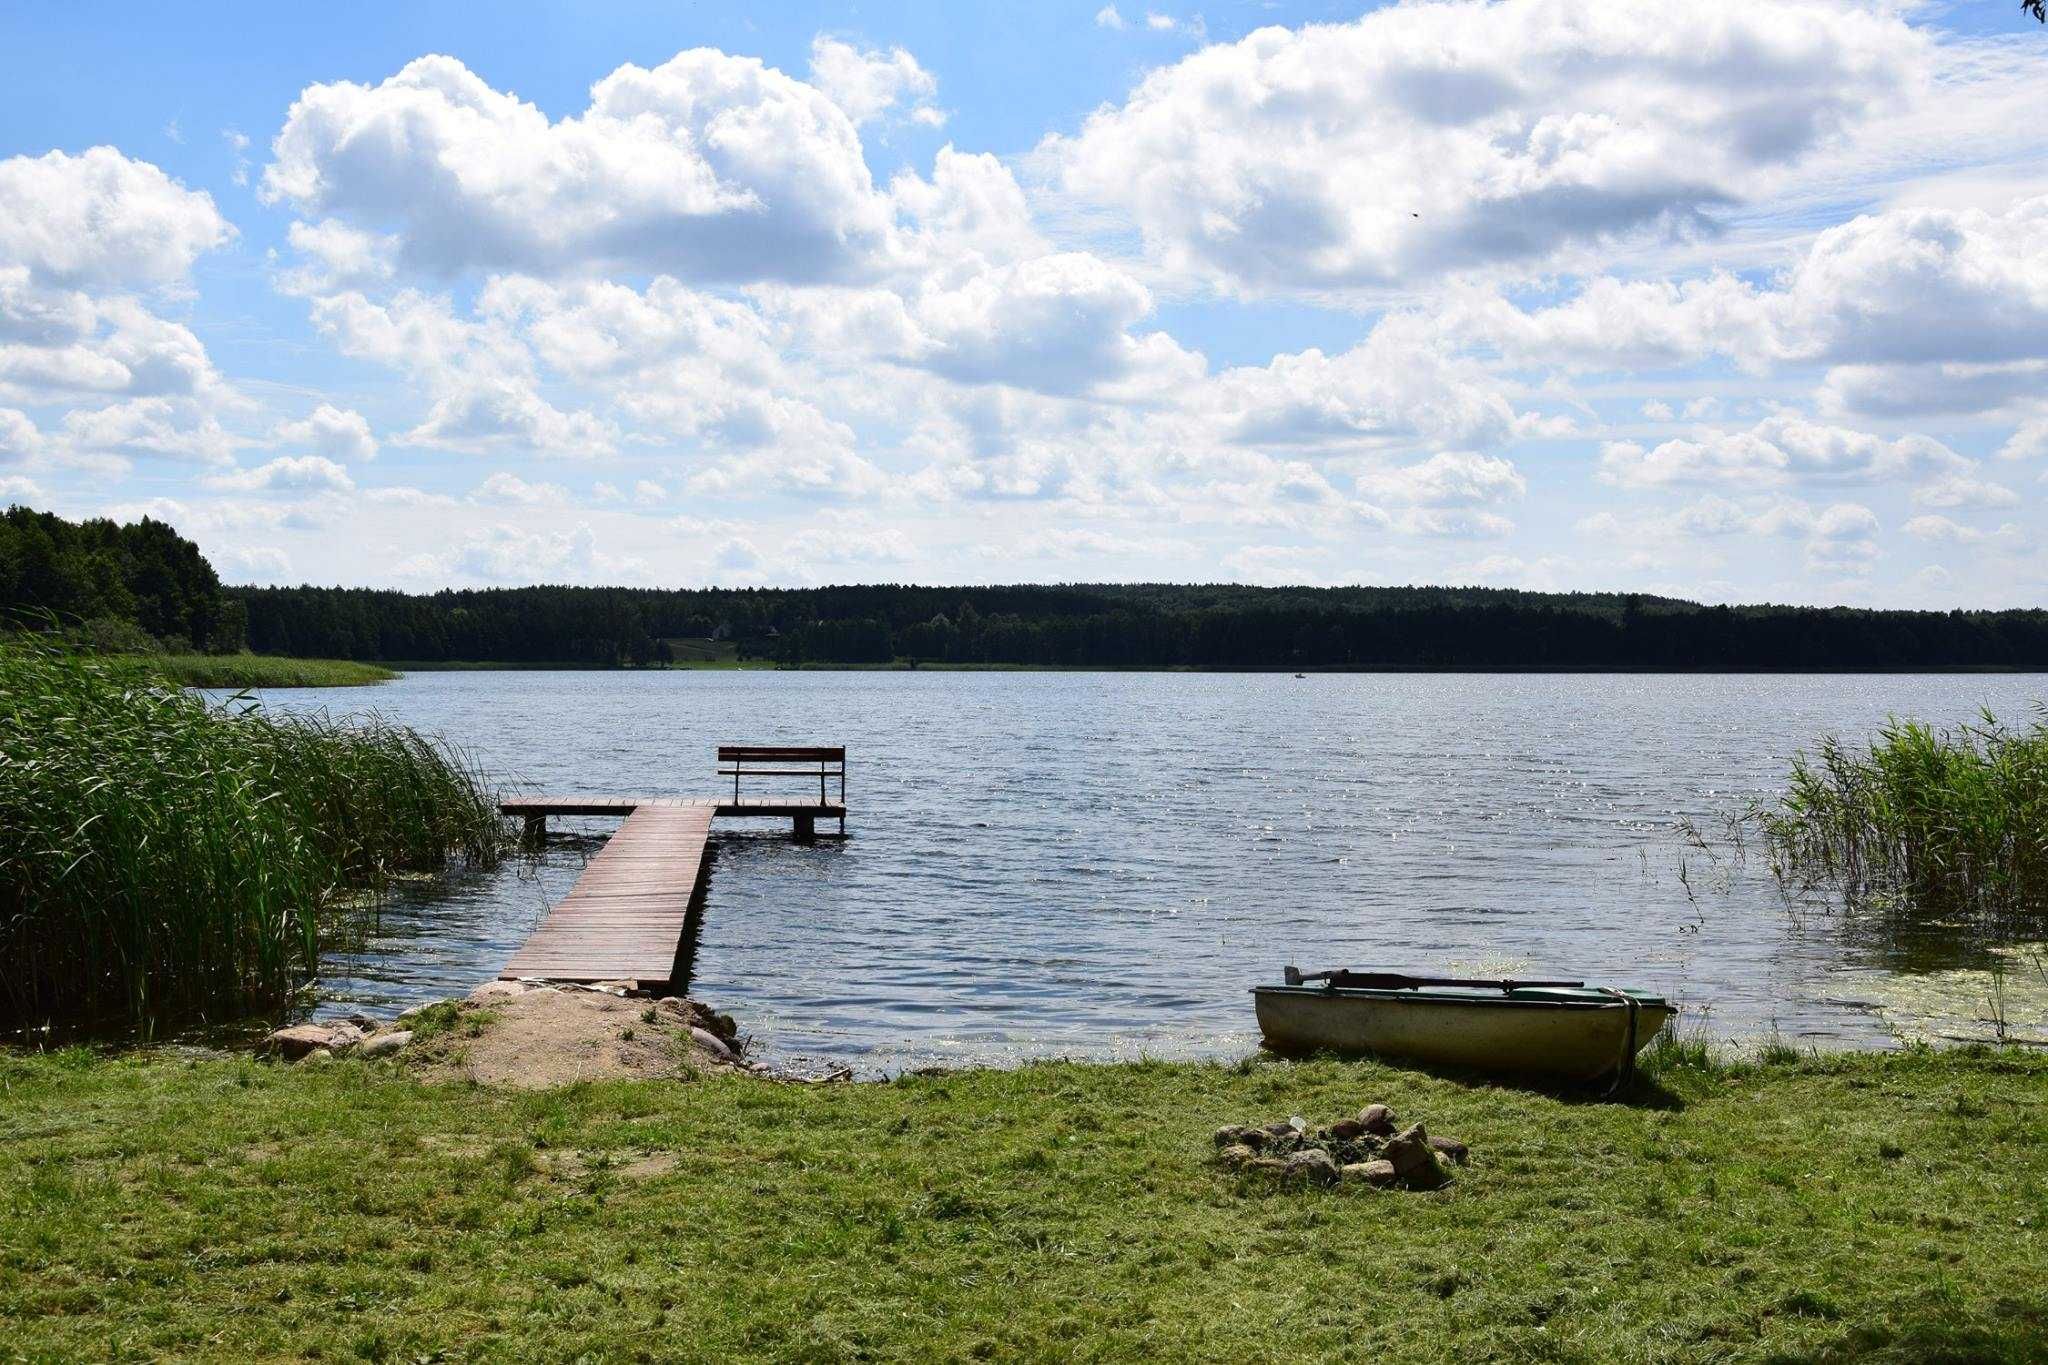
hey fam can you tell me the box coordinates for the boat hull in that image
[1253,985,1675,1082]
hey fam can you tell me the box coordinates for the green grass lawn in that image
[145,653,397,688]
[659,638,772,668]
[1,1045,2043,1361]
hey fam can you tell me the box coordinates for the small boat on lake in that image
[1253,967,1675,1083]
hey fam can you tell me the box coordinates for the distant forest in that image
[236,581,2048,671]
[1,506,244,652]
[8,503,2047,670]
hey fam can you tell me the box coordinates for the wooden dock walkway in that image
[495,747,845,990]
[496,801,715,987]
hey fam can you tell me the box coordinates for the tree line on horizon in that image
[234,580,2048,671]
[8,505,2048,671]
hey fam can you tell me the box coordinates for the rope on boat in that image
[1598,988,1641,1099]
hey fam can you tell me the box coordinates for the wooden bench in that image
[717,745,846,840]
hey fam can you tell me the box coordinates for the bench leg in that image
[793,812,816,843]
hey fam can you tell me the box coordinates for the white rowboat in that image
[1253,970,1675,1082]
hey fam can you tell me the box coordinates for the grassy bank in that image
[0,641,507,1030]
[146,652,397,688]
[1,1045,2042,1360]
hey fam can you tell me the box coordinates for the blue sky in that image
[3,1,2047,604]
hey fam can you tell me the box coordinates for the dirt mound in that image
[403,982,744,1088]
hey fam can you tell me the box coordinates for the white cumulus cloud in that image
[1598,414,1966,489]
[206,455,355,493]
[807,35,940,127]
[264,51,897,284]
[273,403,377,461]
[0,146,233,289]
[470,471,570,505]
[1048,0,1924,293]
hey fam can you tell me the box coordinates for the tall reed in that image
[1765,709,2048,942]
[0,637,509,1031]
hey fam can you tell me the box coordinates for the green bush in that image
[71,616,162,655]
[0,637,509,1031]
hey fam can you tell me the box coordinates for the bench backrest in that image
[717,745,844,767]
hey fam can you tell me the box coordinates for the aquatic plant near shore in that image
[0,637,509,1031]
[1765,710,2048,945]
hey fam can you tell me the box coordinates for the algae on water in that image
[1861,943,2048,1045]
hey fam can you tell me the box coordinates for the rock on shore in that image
[257,1020,366,1058]
[1213,1101,1466,1191]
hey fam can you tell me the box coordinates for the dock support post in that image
[793,812,816,843]
[523,813,547,841]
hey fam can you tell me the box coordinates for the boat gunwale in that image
[1251,984,1675,1013]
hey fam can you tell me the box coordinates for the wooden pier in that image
[495,747,844,990]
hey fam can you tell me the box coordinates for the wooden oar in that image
[1284,966,1586,992]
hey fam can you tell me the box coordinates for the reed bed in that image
[1765,709,2048,940]
[0,637,509,1032]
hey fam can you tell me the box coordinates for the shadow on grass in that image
[1253,1038,1693,1111]
[1821,1308,2048,1363]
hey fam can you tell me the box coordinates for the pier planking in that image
[496,803,716,988]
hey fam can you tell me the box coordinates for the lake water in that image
[235,669,2048,1071]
